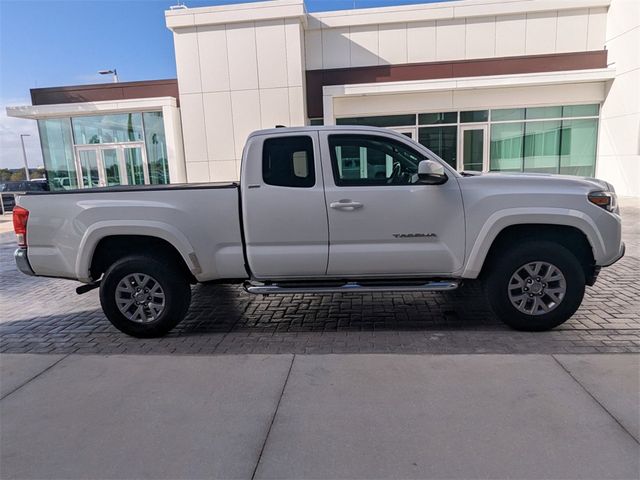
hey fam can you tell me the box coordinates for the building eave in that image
[6,96,178,120]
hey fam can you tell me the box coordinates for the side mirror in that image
[418,159,447,185]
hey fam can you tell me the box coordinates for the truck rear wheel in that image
[99,255,191,338]
[484,241,585,331]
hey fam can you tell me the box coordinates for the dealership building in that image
[7,0,639,196]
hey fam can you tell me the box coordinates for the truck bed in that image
[17,183,246,282]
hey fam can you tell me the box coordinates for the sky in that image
[0,0,448,169]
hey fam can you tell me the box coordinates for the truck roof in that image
[248,124,396,138]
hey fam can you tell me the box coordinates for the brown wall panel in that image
[306,51,607,118]
[31,79,179,107]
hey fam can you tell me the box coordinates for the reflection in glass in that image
[124,147,145,185]
[524,120,561,173]
[143,112,170,184]
[525,106,562,120]
[560,119,597,176]
[462,129,484,171]
[38,119,77,191]
[78,150,100,188]
[491,108,525,122]
[418,126,457,168]
[72,113,143,144]
[102,149,121,186]
[336,114,416,127]
[460,110,488,123]
[418,112,457,125]
[490,123,524,171]
[562,104,599,118]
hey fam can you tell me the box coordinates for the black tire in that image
[484,241,585,331]
[99,255,191,338]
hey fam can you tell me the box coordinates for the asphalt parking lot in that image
[0,200,638,354]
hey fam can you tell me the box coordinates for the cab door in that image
[241,131,329,279]
[319,130,465,277]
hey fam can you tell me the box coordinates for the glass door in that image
[391,127,417,140]
[101,148,122,186]
[77,148,101,188]
[459,125,488,172]
[123,146,148,185]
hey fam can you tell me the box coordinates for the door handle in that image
[330,200,363,210]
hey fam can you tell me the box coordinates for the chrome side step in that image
[244,280,459,295]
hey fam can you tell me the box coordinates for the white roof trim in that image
[322,68,616,98]
[6,97,178,120]
[165,0,306,30]
[307,0,611,29]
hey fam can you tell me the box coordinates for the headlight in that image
[588,190,619,213]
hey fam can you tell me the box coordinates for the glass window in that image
[462,129,485,172]
[124,147,146,185]
[460,110,488,123]
[418,126,457,169]
[560,119,598,177]
[418,112,457,125]
[336,114,416,127]
[491,108,525,122]
[309,118,324,126]
[102,148,121,186]
[72,113,143,144]
[143,112,170,184]
[262,136,315,188]
[490,123,524,171]
[78,150,100,188]
[562,104,599,118]
[525,106,562,120]
[37,118,78,191]
[329,134,425,186]
[523,120,561,173]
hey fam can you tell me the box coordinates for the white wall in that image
[596,0,640,197]
[172,16,306,182]
[331,82,607,117]
[305,8,607,70]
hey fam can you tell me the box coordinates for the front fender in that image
[461,208,604,278]
[75,220,201,282]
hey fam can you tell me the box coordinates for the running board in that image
[244,280,459,295]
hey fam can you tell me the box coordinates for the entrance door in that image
[459,125,488,172]
[75,144,148,188]
[390,127,417,140]
[77,149,101,188]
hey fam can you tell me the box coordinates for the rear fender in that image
[76,221,201,282]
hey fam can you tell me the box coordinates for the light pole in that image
[98,68,119,83]
[20,134,30,181]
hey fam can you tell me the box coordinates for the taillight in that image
[12,206,29,247]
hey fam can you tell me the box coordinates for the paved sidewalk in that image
[1,201,638,354]
[1,353,638,479]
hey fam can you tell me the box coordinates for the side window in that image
[329,134,426,186]
[262,136,315,188]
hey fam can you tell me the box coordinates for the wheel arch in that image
[476,224,596,283]
[76,222,201,282]
[463,209,602,281]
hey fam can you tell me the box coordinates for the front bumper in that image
[14,247,35,276]
[603,242,626,267]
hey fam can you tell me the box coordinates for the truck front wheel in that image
[484,241,586,331]
[99,255,191,338]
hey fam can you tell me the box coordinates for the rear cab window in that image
[262,136,315,188]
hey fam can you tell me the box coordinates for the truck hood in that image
[459,171,614,193]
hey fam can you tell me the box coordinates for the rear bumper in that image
[14,247,35,276]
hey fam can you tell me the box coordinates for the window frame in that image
[262,135,316,188]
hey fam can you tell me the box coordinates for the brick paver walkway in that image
[1,202,638,354]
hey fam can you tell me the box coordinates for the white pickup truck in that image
[13,126,624,337]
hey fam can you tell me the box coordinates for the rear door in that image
[241,131,329,279]
[319,129,465,276]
